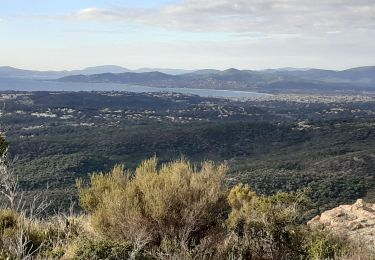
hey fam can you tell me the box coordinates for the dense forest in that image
[0,91,374,213]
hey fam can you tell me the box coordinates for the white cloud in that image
[71,0,375,35]
[8,0,374,70]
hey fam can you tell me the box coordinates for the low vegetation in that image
[0,142,371,259]
[77,158,228,248]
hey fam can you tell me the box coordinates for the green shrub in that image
[39,244,66,260]
[227,184,311,259]
[76,165,128,213]
[0,217,46,257]
[308,229,350,260]
[0,210,72,259]
[0,135,8,157]
[0,209,18,233]
[72,239,134,260]
[77,157,228,248]
[0,249,13,260]
[24,224,49,254]
[31,216,89,259]
[0,153,360,259]
[0,209,18,258]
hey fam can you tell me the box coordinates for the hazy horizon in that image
[1,0,374,70]
[1,64,374,73]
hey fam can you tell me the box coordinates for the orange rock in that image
[308,199,375,250]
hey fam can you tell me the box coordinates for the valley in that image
[0,91,374,213]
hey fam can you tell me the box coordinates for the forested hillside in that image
[0,91,374,213]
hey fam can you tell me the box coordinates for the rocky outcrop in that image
[308,199,375,249]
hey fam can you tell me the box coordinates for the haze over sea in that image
[0,78,267,98]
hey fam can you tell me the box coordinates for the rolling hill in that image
[58,66,375,93]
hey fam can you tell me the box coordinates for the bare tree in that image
[0,150,22,210]
[0,151,52,259]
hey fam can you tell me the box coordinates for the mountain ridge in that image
[57,66,375,94]
[0,66,194,79]
[2,65,375,93]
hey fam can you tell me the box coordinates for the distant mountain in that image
[0,66,194,79]
[58,66,375,94]
[0,66,62,79]
[274,66,375,84]
[133,68,194,75]
[340,66,375,83]
[0,66,131,79]
[78,65,131,75]
[263,67,312,72]
[60,71,175,85]
[2,65,374,93]
[59,69,278,90]
[185,69,222,75]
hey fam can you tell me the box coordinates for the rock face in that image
[308,199,375,248]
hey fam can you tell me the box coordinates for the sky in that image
[0,0,374,71]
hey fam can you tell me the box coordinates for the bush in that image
[77,158,361,259]
[71,239,134,260]
[0,209,18,258]
[40,244,66,260]
[0,154,360,259]
[76,165,128,213]
[0,135,7,157]
[0,209,49,257]
[0,209,87,259]
[226,184,311,259]
[77,157,228,248]
[308,229,351,260]
[0,249,12,259]
[0,209,18,233]
[34,216,92,259]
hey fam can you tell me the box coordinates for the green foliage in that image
[227,184,257,226]
[0,135,7,157]
[24,224,48,254]
[76,165,128,213]
[0,210,46,257]
[0,151,366,259]
[78,157,228,246]
[39,244,66,260]
[71,239,134,260]
[308,230,350,260]
[0,207,88,259]
[0,209,18,258]
[227,184,311,259]
[0,249,12,260]
[4,91,375,212]
[0,209,18,233]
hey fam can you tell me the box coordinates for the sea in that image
[0,78,269,99]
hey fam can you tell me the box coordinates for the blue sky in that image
[1,0,374,70]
